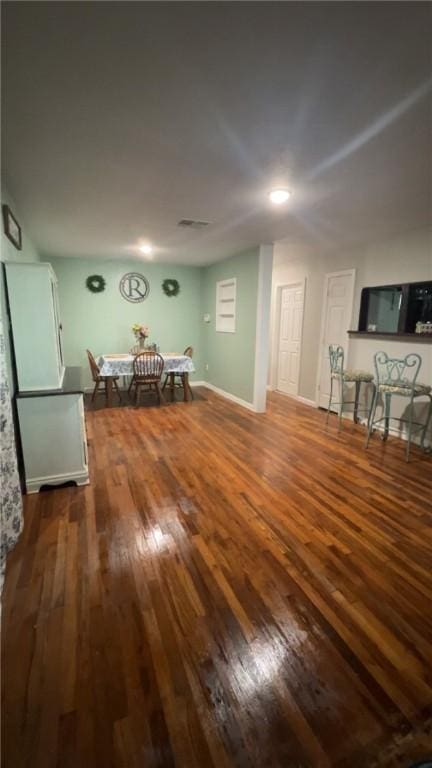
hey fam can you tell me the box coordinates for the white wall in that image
[0,185,41,492]
[270,227,432,443]
[1,185,40,394]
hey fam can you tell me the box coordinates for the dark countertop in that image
[16,366,84,398]
[348,331,432,342]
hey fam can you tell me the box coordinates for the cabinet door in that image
[5,263,65,390]
[18,394,89,492]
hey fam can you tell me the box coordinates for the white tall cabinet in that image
[6,262,89,493]
[17,390,89,494]
[5,262,65,391]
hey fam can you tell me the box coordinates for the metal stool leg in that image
[338,376,344,430]
[353,381,361,424]
[367,383,376,432]
[366,386,378,448]
[382,393,391,441]
[406,395,414,462]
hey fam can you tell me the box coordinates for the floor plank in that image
[2,389,432,767]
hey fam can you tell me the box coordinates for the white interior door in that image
[317,271,355,409]
[277,283,305,396]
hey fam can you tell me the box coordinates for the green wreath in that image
[86,274,106,293]
[162,278,180,297]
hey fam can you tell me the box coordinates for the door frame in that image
[274,279,306,398]
[315,269,356,407]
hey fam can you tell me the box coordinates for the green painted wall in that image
[1,181,264,450]
[48,248,261,401]
[201,248,259,403]
[48,257,203,387]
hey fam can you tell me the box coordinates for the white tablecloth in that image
[98,353,195,377]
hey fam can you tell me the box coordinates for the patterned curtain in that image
[0,313,23,591]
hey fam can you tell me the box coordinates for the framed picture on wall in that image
[2,205,22,250]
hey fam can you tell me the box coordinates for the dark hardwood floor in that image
[2,389,432,767]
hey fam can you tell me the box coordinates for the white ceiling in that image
[2,1,431,265]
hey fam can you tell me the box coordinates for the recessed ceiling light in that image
[269,188,291,204]
[139,243,153,255]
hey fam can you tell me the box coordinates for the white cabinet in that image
[17,392,89,494]
[6,262,90,494]
[5,262,65,391]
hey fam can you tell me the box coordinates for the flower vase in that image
[139,337,146,350]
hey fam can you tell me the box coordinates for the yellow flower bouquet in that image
[132,323,150,339]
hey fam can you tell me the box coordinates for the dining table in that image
[97,352,195,406]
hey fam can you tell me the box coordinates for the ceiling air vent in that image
[177,219,211,230]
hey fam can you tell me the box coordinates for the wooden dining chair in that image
[127,345,139,394]
[130,351,165,406]
[162,346,194,401]
[124,344,141,389]
[86,349,122,404]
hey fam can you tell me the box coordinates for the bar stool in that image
[366,351,432,461]
[326,345,374,429]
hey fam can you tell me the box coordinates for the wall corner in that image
[253,244,274,412]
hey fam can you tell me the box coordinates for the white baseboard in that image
[201,382,257,412]
[273,389,318,408]
[205,384,318,413]
[295,394,318,408]
[190,380,206,387]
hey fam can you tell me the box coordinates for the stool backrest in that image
[374,351,422,389]
[329,345,344,375]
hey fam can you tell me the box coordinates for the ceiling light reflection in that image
[139,243,153,255]
[269,189,291,205]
